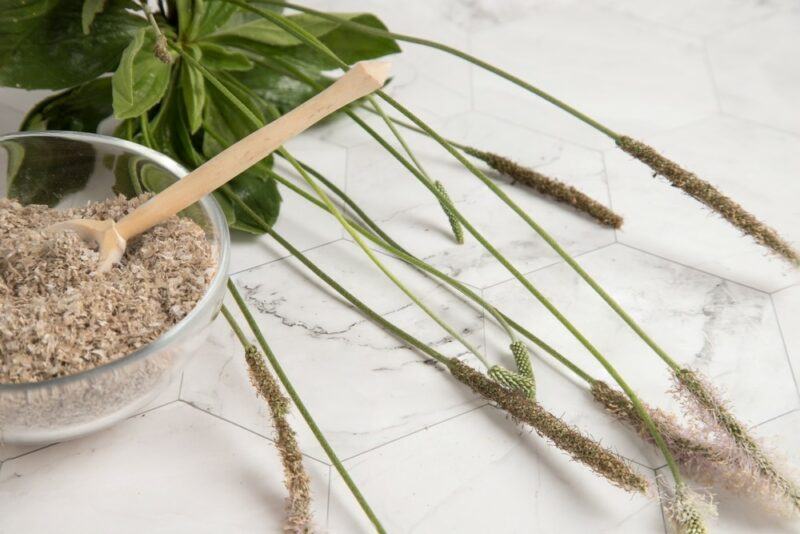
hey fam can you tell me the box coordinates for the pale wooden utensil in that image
[52,60,391,272]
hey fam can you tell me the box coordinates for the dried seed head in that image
[591,381,725,474]
[464,146,624,229]
[449,359,648,494]
[674,368,800,514]
[153,34,173,64]
[666,484,715,534]
[616,136,799,264]
[510,340,533,379]
[488,364,535,399]
[433,180,464,244]
[244,345,314,532]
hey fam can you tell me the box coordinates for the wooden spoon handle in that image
[115,61,391,241]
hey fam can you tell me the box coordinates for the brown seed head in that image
[591,380,724,473]
[617,136,799,264]
[448,360,648,493]
[245,345,314,532]
[464,146,624,229]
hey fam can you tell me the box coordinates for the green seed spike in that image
[434,181,464,244]
[489,365,535,399]
[510,340,533,378]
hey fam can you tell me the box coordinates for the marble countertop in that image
[1,1,799,532]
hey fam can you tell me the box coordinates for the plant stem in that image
[265,111,490,369]
[214,0,685,486]
[185,45,492,369]
[249,0,620,140]
[265,165,592,384]
[227,280,386,534]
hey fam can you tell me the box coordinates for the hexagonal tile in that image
[656,409,800,533]
[605,115,800,292]
[0,373,181,462]
[482,243,798,438]
[430,0,543,32]
[228,136,347,274]
[328,406,663,533]
[773,284,800,397]
[598,0,796,37]
[708,11,800,135]
[471,3,717,149]
[345,112,615,289]
[182,239,487,462]
[0,402,330,533]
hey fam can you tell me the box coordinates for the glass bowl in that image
[0,131,230,445]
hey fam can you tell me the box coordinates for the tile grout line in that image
[480,240,619,292]
[769,295,800,404]
[340,402,489,463]
[178,399,331,467]
[0,398,182,465]
[228,237,346,277]
[616,241,773,295]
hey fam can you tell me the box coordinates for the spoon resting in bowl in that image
[50,60,391,272]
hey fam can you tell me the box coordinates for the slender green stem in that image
[245,0,620,140]
[138,114,154,148]
[186,45,491,369]
[213,0,684,485]
[367,96,430,180]
[265,111,490,369]
[220,304,249,347]
[239,4,681,375]
[228,280,386,534]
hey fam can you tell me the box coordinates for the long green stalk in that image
[186,44,492,369]
[211,0,686,487]
[263,165,592,384]
[183,47,492,370]
[227,280,387,533]
[244,0,620,140]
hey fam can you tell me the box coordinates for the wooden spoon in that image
[51,60,391,272]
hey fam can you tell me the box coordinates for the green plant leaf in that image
[81,0,106,34]
[206,12,399,70]
[0,0,146,90]
[175,0,192,37]
[236,65,329,115]
[202,78,281,231]
[181,46,206,133]
[3,136,95,206]
[112,27,175,120]
[198,42,254,71]
[20,77,113,132]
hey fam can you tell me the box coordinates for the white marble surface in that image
[2,1,800,533]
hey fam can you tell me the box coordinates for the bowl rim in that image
[0,130,231,391]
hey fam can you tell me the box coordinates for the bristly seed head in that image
[674,368,800,515]
[153,34,174,65]
[666,484,714,534]
[591,380,725,474]
[463,146,624,229]
[616,136,799,265]
[244,345,314,532]
[449,359,649,494]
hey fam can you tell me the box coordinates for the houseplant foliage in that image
[1,0,399,233]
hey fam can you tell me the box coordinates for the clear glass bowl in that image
[0,131,230,444]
